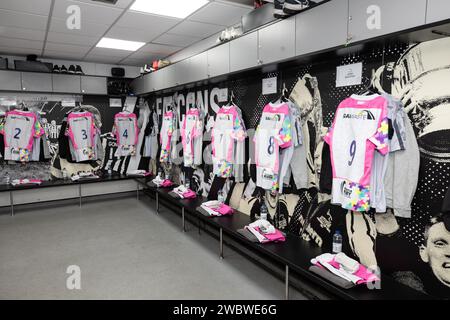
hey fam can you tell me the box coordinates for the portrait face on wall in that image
[420,215,450,287]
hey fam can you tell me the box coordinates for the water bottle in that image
[332,230,343,254]
[62,168,68,180]
[108,167,112,176]
[184,177,190,190]
[217,190,225,204]
[260,198,268,221]
[5,172,10,185]
[158,168,164,180]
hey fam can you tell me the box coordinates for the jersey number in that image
[267,136,275,155]
[123,129,128,139]
[13,128,21,139]
[348,140,356,166]
[81,129,88,140]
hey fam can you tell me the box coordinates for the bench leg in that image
[285,265,289,300]
[156,192,159,214]
[136,182,139,200]
[79,184,82,208]
[198,218,201,235]
[182,207,186,232]
[10,191,14,217]
[220,228,224,260]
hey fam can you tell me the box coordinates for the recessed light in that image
[96,37,145,51]
[130,0,209,19]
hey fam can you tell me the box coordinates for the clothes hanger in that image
[357,69,378,96]
[272,83,289,104]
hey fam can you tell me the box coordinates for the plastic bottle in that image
[184,177,190,190]
[62,168,68,180]
[5,172,10,185]
[260,198,268,221]
[108,167,112,176]
[217,190,225,204]
[332,230,343,254]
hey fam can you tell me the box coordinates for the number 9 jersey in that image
[324,94,389,212]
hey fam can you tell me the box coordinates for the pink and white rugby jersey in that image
[66,111,96,162]
[324,94,389,212]
[113,112,139,157]
[1,110,44,162]
[159,111,175,163]
[254,103,292,192]
[181,108,203,167]
[211,105,246,178]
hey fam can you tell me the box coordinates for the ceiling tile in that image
[169,20,224,39]
[0,26,46,41]
[49,18,110,37]
[116,11,179,32]
[88,47,133,58]
[188,2,252,26]
[84,54,124,64]
[46,31,99,47]
[0,46,42,57]
[153,33,201,48]
[74,0,134,9]
[0,0,52,16]
[0,9,48,30]
[42,50,88,61]
[0,37,43,50]
[105,25,161,43]
[52,0,123,25]
[44,42,91,55]
[138,43,182,55]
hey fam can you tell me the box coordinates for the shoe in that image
[283,0,313,14]
[274,0,288,19]
[60,65,68,73]
[68,65,76,74]
[52,65,60,73]
[75,65,84,75]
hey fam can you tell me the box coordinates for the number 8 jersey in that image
[254,103,292,192]
[324,94,389,212]
[113,112,139,157]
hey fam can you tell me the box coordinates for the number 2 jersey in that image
[0,110,44,162]
[181,108,203,167]
[324,94,389,212]
[211,105,247,179]
[113,112,139,157]
[254,103,293,192]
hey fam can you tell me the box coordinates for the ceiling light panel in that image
[130,0,209,19]
[96,37,145,51]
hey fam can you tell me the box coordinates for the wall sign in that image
[262,77,277,95]
[336,62,363,87]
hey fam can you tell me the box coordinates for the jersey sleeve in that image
[369,117,389,155]
[277,114,292,148]
[0,117,5,135]
[231,113,247,141]
[34,120,45,138]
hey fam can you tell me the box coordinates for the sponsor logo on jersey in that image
[264,114,281,122]
[342,110,375,120]
[340,181,353,198]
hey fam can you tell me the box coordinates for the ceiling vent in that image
[91,0,119,5]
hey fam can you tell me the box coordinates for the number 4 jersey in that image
[113,112,139,157]
[324,94,389,212]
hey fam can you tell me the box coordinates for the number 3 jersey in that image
[254,103,293,192]
[324,94,389,212]
[0,110,44,162]
[181,108,203,167]
[113,112,139,157]
[65,111,98,162]
[211,105,247,179]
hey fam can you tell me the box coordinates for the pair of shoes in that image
[274,0,313,19]
[52,65,84,74]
